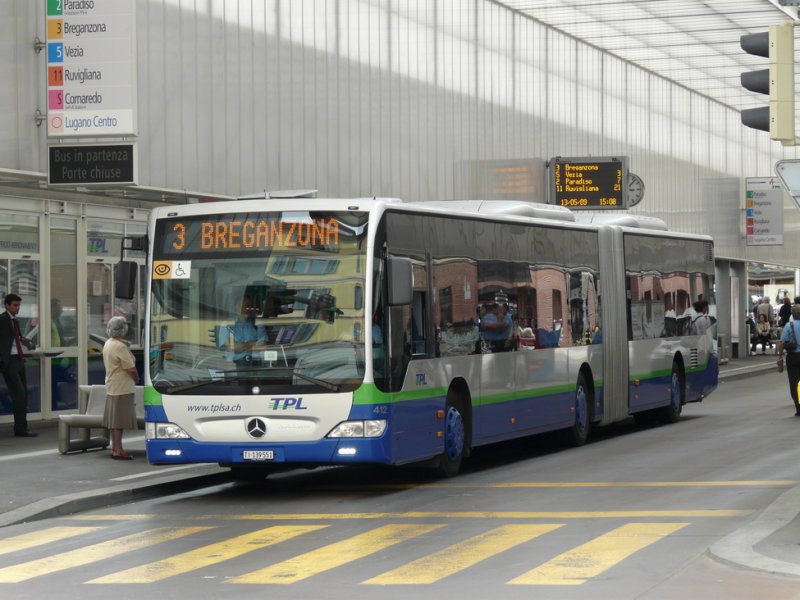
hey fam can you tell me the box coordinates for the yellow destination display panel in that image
[550,157,628,210]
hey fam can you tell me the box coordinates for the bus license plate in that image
[243,450,274,461]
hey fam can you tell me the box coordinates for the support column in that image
[795,268,800,300]
[732,261,749,359]
[715,260,731,363]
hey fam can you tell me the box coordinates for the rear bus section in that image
[622,231,717,422]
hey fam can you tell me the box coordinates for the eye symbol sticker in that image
[153,262,172,277]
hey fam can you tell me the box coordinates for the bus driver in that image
[218,295,265,368]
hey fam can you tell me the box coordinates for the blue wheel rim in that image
[444,406,464,461]
[575,384,588,433]
[670,371,681,413]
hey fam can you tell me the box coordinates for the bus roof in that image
[152,198,672,234]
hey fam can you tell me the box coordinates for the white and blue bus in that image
[129,197,717,477]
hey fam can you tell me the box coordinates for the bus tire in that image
[659,361,684,424]
[567,372,592,446]
[436,390,466,477]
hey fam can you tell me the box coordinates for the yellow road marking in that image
[205,510,750,520]
[509,522,689,585]
[0,527,103,557]
[229,524,443,584]
[487,481,797,488]
[0,527,211,583]
[88,525,326,584]
[70,509,750,522]
[71,514,158,521]
[363,524,563,585]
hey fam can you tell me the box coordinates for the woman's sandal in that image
[111,451,133,460]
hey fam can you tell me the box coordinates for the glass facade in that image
[0,207,148,423]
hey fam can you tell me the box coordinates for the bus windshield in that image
[148,210,369,394]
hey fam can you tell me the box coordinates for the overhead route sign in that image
[548,157,628,209]
[45,0,137,137]
[745,177,783,246]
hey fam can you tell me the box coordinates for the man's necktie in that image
[12,318,24,359]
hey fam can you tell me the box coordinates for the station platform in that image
[0,352,798,579]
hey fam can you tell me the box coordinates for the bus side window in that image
[407,291,428,356]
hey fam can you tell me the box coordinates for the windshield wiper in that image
[291,370,340,392]
[153,367,341,394]
[153,372,242,394]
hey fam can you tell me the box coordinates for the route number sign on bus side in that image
[549,156,629,210]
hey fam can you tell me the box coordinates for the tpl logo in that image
[271,397,307,410]
[416,372,427,386]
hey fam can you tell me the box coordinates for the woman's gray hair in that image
[792,304,800,319]
[106,316,128,338]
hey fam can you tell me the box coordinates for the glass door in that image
[86,221,146,384]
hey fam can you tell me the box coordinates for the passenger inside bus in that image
[481,303,513,352]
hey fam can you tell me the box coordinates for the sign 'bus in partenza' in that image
[48,143,136,185]
[549,156,628,209]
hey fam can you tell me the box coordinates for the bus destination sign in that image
[158,214,341,257]
[549,156,628,210]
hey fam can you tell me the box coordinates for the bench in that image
[58,385,144,454]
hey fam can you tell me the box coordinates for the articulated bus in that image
[127,197,718,477]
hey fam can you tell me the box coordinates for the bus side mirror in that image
[387,256,412,306]
[115,261,137,299]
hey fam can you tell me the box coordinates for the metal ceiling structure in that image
[499,0,799,114]
[5,1,798,205]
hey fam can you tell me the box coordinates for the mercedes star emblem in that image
[245,417,267,439]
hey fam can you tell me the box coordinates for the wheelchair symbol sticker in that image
[153,260,191,279]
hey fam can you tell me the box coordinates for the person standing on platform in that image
[0,293,36,437]
[102,316,139,459]
[778,296,792,328]
[777,303,800,417]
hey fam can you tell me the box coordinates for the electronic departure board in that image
[549,156,628,210]
[156,213,341,258]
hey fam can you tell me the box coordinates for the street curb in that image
[707,483,800,579]
[718,362,778,382]
[0,468,233,528]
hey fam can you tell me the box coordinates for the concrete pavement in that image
[0,421,232,528]
[0,352,797,580]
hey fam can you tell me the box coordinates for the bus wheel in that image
[437,393,465,477]
[659,362,684,424]
[567,372,592,446]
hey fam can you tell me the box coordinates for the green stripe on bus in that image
[354,382,586,407]
[144,386,161,406]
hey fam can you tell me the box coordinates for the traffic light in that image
[740,23,795,142]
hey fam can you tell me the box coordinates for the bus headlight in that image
[328,419,386,438]
[365,419,387,437]
[146,421,191,440]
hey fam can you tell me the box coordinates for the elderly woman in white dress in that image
[102,316,139,460]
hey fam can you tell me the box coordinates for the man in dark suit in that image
[0,293,36,437]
